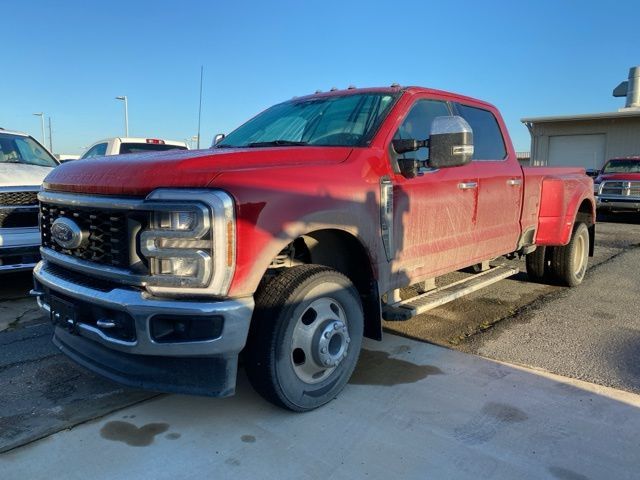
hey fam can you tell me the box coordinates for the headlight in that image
[141,203,212,287]
[156,211,198,231]
[139,190,235,296]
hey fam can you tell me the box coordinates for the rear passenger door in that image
[454,103,522,258]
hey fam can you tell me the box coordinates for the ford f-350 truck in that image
[32,86,595,411]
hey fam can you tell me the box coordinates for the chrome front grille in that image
[0,189,39,228]
[40,202,135,268]
[600,180,640,197]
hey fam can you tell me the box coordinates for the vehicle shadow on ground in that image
[0,271,35,301]
[597,212,640,225]
[607,329,640,394]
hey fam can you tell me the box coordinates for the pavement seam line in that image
[0,393,164,455]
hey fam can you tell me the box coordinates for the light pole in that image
[115,96,129,137]
[48,117,53,152]
[33,112,45,145]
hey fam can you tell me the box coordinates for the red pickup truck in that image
[33,86,595,411]
[594,157,640,212]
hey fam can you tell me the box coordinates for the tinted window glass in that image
[119,143,187,154]
[455,104,506,160]
[0,133,58,167]
[394,99,450,161]
[82,143,108,159]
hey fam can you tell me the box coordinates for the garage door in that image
[548,134,606,169]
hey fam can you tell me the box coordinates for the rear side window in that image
[455,104,506,160]
[119,143,187,154]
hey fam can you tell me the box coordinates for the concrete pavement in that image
[2,333,639,480]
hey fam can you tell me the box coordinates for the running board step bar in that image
[382,265,519,321]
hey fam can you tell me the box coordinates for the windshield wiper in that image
[246,140,308,147]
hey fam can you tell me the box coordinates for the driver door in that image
[388,98,478,283]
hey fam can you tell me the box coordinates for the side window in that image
[455,104,506,160]
[394,100,450,161]
[81,143,108,159]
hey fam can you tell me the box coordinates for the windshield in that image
[602,159,640,174]
[217,93,397,148]
[0,133,58,167]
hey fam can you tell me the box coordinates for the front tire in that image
[549,222,590,287]
[244,265,364,412]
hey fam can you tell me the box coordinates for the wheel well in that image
[268,229,381,340]
[576,199,595,256]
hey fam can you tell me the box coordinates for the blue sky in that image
[3,0,639,154]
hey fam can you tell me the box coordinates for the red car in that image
[33,86,595,410]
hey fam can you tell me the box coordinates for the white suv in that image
[0,129,58,272]
[80,137,188,159]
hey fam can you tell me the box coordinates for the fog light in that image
[150,315,224,343]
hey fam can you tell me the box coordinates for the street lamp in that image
[115,96,129,137]
[33,112,45,144]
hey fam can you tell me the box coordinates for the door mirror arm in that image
[392,139,429,179]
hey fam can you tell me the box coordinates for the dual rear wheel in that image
[526,222,590,287]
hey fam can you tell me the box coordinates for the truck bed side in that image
[522,167,595,247]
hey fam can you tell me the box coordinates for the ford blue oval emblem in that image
[51,217,86,249]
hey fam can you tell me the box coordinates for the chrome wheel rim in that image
[290,297,350,384]
[573,229,588,276]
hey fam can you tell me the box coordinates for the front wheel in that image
[549,222,590,287]
[244,265,364,411]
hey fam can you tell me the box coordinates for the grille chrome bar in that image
[600,180,640,197]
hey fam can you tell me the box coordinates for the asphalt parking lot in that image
[1,213,639,470]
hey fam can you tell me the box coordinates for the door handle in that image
[507,178,522,186]
[458,182,478,190]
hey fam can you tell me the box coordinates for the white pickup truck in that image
[80,137,188,159]
[0,128,59,272]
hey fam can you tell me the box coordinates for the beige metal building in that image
[521,66,640,169]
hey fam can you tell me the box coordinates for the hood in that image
[596,172,640,183]
[43,147,353,196]
[0,163,54,187]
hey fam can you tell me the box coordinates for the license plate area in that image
[50,295,78,332]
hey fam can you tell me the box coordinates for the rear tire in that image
[244,265,364,412]
[525,246,548,282]
[549,222,590,287]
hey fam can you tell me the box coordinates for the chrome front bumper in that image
[32,260,255,397]
[596,196,640,211]
[0,227,40,272]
